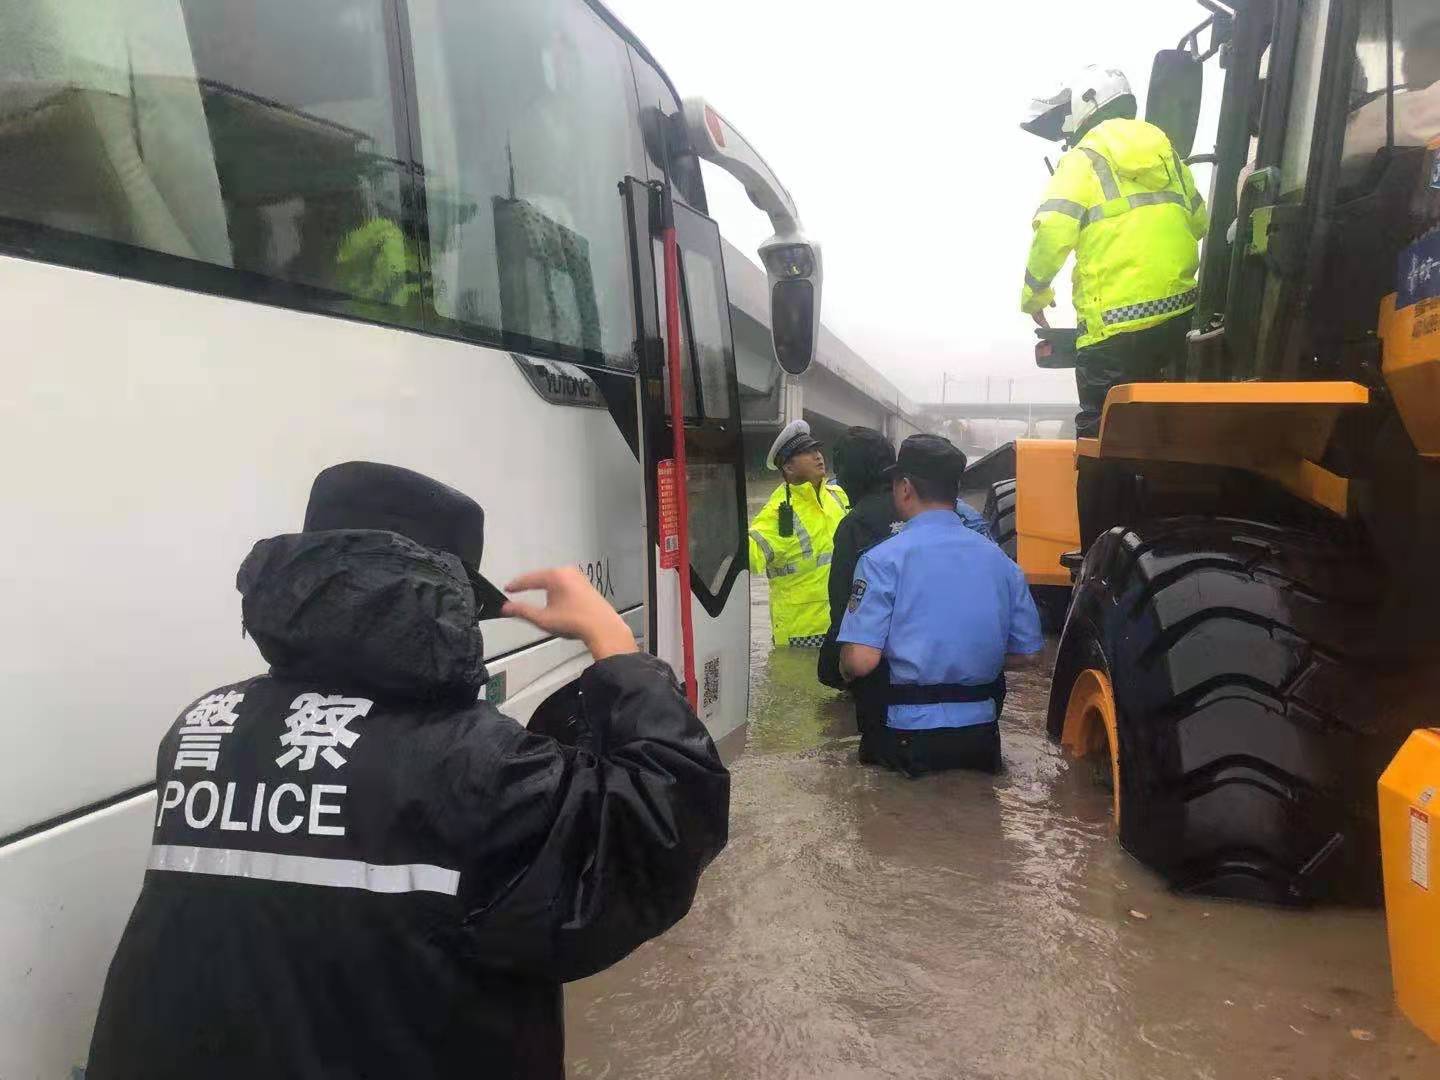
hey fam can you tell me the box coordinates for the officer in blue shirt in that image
[838,434,1045,776]
[954,496,992,539]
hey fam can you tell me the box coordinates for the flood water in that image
[566,492,1440,1079]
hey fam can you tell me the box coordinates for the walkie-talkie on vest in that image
[778,484,795,537]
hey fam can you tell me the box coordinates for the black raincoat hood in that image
[237,529,486,701]
[833,427,896,502]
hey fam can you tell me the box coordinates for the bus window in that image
[680,246,741,597]
[670,205,744,606]
[0,4,230,265]
[687,456,742,598]
[407,0,647,369]
[682,248,734,421]
[182,1,413,308]
[655,242,733,421]
[0,1,414,310]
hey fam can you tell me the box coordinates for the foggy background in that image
[607,0,1224,404]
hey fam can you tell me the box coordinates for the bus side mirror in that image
[759,236,822,376]
[683,97,821,375]
[1147,49,1203,159]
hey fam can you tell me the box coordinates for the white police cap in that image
[767,419,821,471]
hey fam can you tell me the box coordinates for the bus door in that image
[624,178,749,747]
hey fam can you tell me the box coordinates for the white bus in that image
[0,2,819,1074]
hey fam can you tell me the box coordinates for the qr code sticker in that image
[664,535,679,553]
[702,656,721,712]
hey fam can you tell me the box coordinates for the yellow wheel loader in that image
[1003,0,1440,905]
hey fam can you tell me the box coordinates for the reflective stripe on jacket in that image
[748,480,848,646]
[1020,118,1209,349]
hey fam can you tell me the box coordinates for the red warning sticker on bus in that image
[657,459,680,570]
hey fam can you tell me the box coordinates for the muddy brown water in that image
[566,488,1440,1079]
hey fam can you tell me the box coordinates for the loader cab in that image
[1178,0,1440,382]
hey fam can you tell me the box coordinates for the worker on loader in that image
[749,419,848,648]
[1020,66,1209,437]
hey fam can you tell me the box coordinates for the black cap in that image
[305,462,485,567]
[883,434,968,483]
[304,463,509,620]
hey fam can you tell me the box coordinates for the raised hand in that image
[502,567,637,661]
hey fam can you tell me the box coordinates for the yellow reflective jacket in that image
[748,480,849,647]
[1021,118,1209,349]
[336,217,421,308]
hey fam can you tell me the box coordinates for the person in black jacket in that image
[86,462,729,1080]
[819,429,900,684]
[816,429,901,759]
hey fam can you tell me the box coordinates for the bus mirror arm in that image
[682,97,821,377]
[680,97,799,230]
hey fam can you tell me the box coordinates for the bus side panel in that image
[495,606,647,723]
[0,794,154,1079]
[654,563,750,752]
[0,256,645,840]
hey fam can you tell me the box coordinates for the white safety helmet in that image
[1020,80,1072,142]
[1061,66,1133,137]
[766,419,820,471]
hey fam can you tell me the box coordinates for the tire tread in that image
[1049,517,1387,905]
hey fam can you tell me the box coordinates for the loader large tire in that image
[1047,517,1390,905]
[984,480,1070,633]
[984,479,1019,557]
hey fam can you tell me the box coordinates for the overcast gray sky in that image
[606,0,1220,403]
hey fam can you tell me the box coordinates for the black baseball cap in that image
[304,462,508,619]
[882,434,968,483]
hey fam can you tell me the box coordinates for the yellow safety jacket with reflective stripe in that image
[1021,118,1209,349]
[748,480,849,647]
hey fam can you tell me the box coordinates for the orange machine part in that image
[1379,729,1440,1044]
[1015,438,1080,588]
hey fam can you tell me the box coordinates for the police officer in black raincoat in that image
[86,462,729,1080]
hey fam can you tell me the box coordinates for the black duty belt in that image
[870,674,1006,706]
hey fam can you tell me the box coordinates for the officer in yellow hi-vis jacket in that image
[748,420,849,648]
[1020,66,1209,437]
